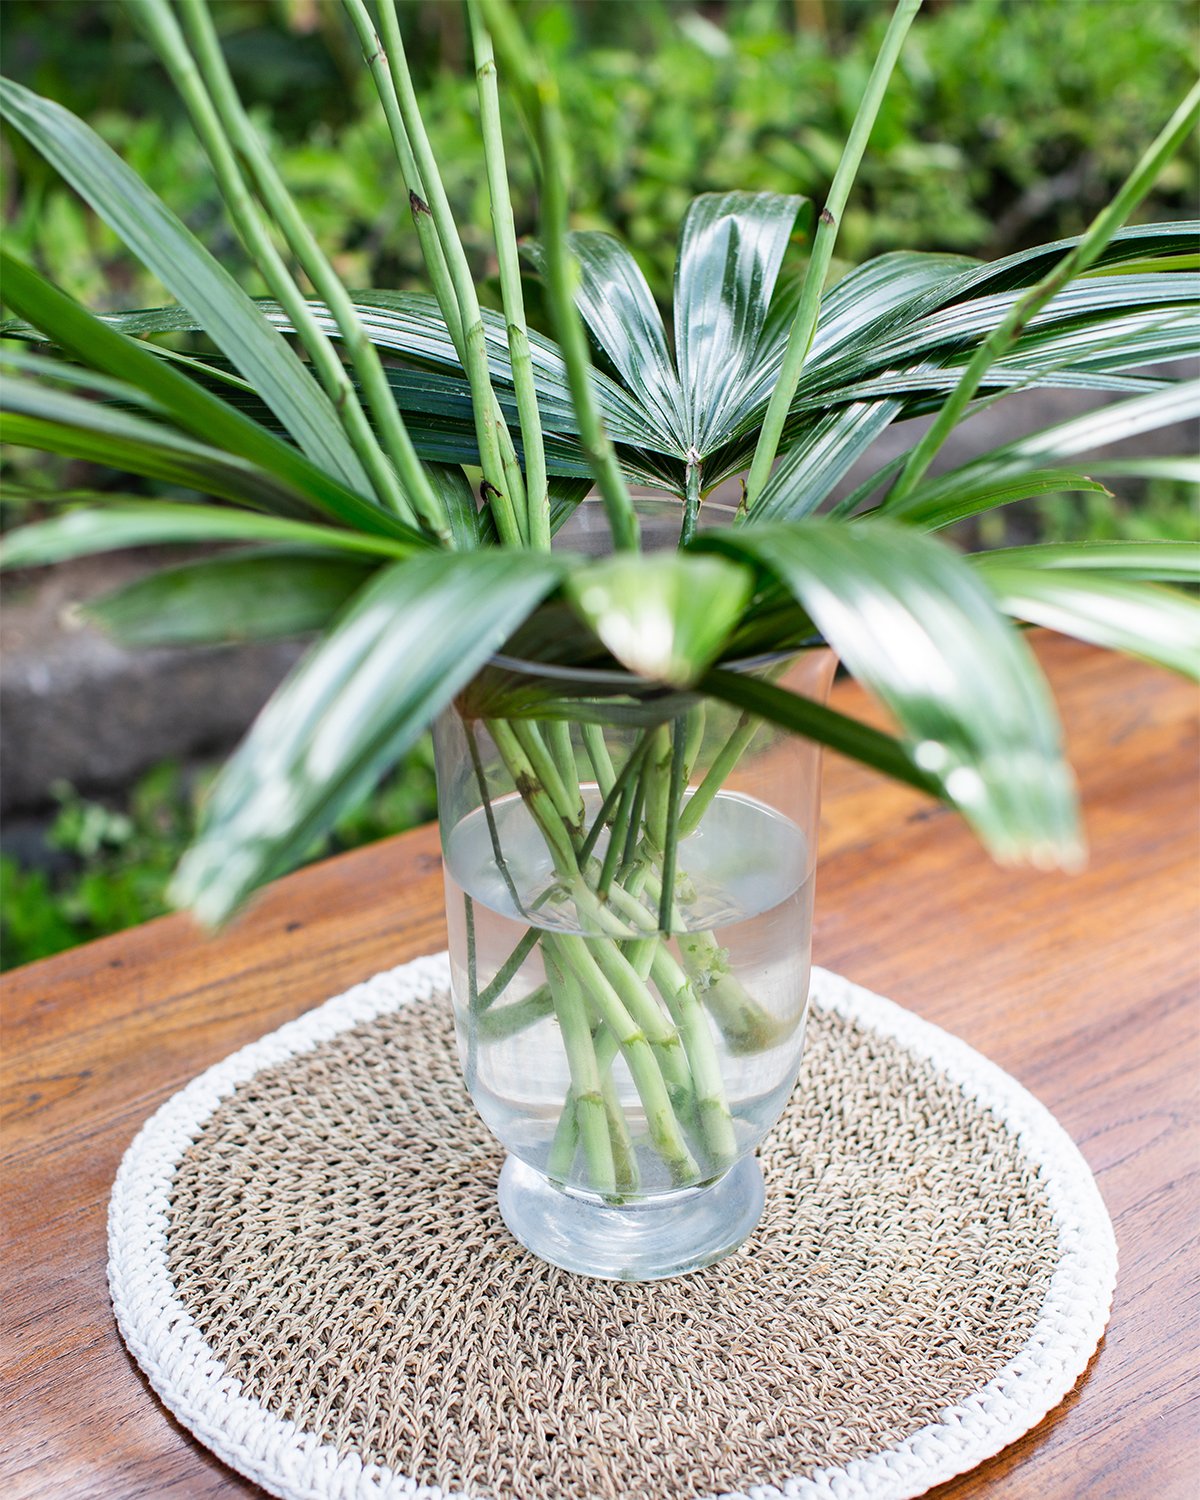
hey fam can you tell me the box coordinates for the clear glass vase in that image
[434,506,835,1280]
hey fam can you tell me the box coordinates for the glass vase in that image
[433,507,835,1280]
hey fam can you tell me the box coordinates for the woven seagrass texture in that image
[164,987,1058,1500]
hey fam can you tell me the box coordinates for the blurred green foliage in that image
[3,0,1195,310]
[0,740,438,970]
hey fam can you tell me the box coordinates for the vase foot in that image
[497,1153,765,1281]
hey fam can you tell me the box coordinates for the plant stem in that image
[467,0,551,550]
[743,0,922,511]
[579,731,653,866]
[372,0,528,542]
[135,0,391,509]
[475,926,539,1010]
[543,946,616,1192]
[487,718,579,877]
[551,935,698,1183]
[680,449,702,546]
[621,775,647,871]
[581,721,616,797]
[178,0,451,542]
[340,0,462,346]
[678,712,758,837]
[643,724,673,850]
[598,773,638,899]
[466,723,527,914]
[479,0,640,553]
[477,983,552,1041]
[657,716,688,931]
[509,720,584,840]
[649,948,738,1171]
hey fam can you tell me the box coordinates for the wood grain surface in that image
[2,633,1197,1500]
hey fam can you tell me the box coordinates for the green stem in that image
[621,774,647,871]
[510,720,584,839]
[340,0,462,348]
[680,450,702,547]
[551,935,698,1183]
[475,926,539,1010]
[544,720,584,830]
[477,983,552,1041]
[479,0,640,553]
[468,1,551,550]
[598,773,638,900]
[543,947,616,1193]
[178,0,451,541]
[644,724,673,851]
[579,731,653,866]
[373,0,528,541]
[487,718,579,877]
[136,0,390,509]
[467,724,527,915]
[657,716,688,932]
[345,0,525,547]
[743,0,922,511]
[678,712,758,838]
[581,721,616,798]
[650,948,738,1171]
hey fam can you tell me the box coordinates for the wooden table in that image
[3,634,1197,1500]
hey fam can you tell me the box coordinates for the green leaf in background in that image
[563,551,755,688]
[881,381,1200,530]
[170,550,564,924]
[976,567,1200,680]
[694,519,1082,868]
[0,502,417,571]
[970,540,1200,582]
[0,75,369,491]
[0,250,427,544]
[84,549,375,648]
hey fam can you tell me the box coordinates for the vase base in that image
[497,1153,765,1281]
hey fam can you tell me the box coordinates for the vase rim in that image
[485,642,830,691]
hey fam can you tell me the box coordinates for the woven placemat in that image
[109,955,1115,1500]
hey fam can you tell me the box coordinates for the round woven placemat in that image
[109,955,1115,1500]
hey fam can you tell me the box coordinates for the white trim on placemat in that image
[107,958,1116,1500]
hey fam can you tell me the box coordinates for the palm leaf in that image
[564,552,754,688]
[672,192,805,453]
[0,372,423,540]
[971,540,1200,580]
[170,550,563,924]
[0,502,418,570]
[700,667,943,800]
[883,381,1200,528]
[0,251,422,540]
[0,75,368,490]
[693,519,1082,868]
[975,567,1200,680]
[526,232,686,451]
[748,400,903,522]
[85,549,375,647]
